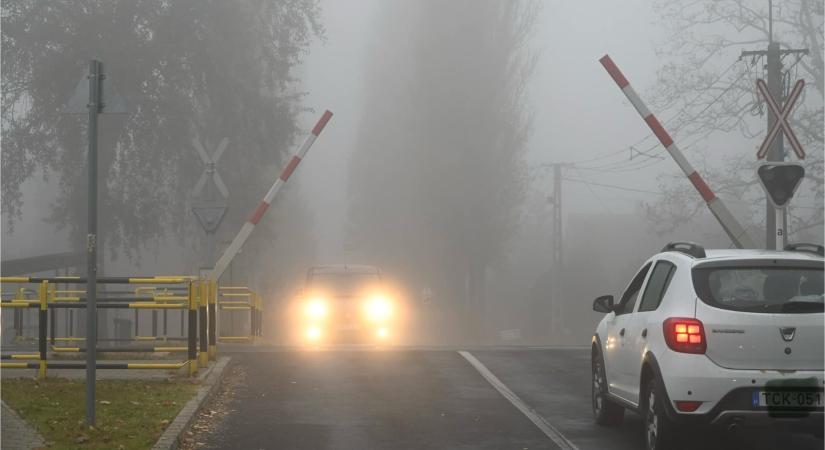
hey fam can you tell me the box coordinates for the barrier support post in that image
[49,284,56,345]
[208,280,217,360]
[187,280,198,377]
[198,280,209,367]
[249,292,255,339]
[38,281,49,379]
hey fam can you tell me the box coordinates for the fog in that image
[2,0,823,345]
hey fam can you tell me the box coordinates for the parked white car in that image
[591,242,824,450]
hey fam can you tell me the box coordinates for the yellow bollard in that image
[38,281,48,380]
[198,280,209,367]
[187,280,198,377]
[209,280,217,360]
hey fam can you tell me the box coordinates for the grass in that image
[1,378,199,450]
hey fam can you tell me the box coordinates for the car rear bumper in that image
[710,410,823,431]
[655,353,824,431]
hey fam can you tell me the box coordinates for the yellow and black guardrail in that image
[0,276,224,378]
[217,286,262,343]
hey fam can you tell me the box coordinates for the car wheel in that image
[644,378,676,450]
[592,352,624,426]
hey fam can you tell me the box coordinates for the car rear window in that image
[692,264,824,314]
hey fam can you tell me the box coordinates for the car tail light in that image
[674,400,703,412]
[663,318,706,354]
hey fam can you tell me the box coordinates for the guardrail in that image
[217,286,262,343]
[0,276,218,378]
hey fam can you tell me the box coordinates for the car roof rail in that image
[784,243,824,257]
[661,241,706,259]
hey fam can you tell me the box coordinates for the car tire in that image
[643,378,677,450]
[592,351,624,426]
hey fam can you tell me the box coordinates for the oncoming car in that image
[591,242,824,450]
[299,265,394,344]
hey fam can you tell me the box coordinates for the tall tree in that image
[645,0,823,242]
[2,0,323,262]
[347,1,538,342]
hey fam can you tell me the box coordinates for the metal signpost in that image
[64,59,127,426]
[755,78,806,249]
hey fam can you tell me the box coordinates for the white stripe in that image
[663,143,693,176]
[209,223,255,281]
[297,134,317,158]
[458,351,579,450]
[707,199,756,249]
[621,85,650,118]
[263,179,285,204]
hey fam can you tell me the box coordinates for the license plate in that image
[339,324,358,331]
[753,391,823,408]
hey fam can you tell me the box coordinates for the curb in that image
[151,357,232,450]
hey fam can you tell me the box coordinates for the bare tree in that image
[645,0,823,242]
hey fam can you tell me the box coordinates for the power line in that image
[562,177,662,195]
[572,167,614,214]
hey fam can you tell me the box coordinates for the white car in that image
[591,242,824,450]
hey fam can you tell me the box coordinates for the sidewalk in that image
[1,401,45,450]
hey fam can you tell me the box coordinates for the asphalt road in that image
[194,348,823,450]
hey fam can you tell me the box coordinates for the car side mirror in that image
[593,295,614,313]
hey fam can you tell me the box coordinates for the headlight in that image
[306,326,321,340]
[305,299,327,319]
[365,296,392,321]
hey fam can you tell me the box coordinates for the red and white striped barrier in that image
[209,110,333,281]
[599,55,755,249]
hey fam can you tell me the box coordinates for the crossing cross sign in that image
[192,137,230,198]
[756,79,806,160]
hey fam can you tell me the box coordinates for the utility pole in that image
[546,163,569,339]
[740,0,808,249]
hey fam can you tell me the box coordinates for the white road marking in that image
[458,350,580,450]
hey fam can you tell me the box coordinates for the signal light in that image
[757,163,805,208]
[663,318,706,354]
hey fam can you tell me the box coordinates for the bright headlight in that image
[305,299,327,319]
[365,296,392,321]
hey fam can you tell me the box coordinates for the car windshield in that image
[693,265,824,313]
[308,272,380,296]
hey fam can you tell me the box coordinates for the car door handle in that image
[641,328,647,338]
[619,328,625,337]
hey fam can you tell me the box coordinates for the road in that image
[193,348,822,450]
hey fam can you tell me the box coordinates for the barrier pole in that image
[208,280,217,360]
[38,281,48,379]
[198,280,208,367]
[187,280,198,376]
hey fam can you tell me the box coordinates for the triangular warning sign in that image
[192,204,227,233]
[63,71,128,114]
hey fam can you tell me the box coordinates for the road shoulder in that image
[152,357,232,450]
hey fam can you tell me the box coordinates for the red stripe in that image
[599,55,629,88]
[688,172,715,202]
[644,114,674,148]
[311,110,333,136]
[279,155,301,181]
[248,201,269,225]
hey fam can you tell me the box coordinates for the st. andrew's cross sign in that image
[756,78,806,160]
